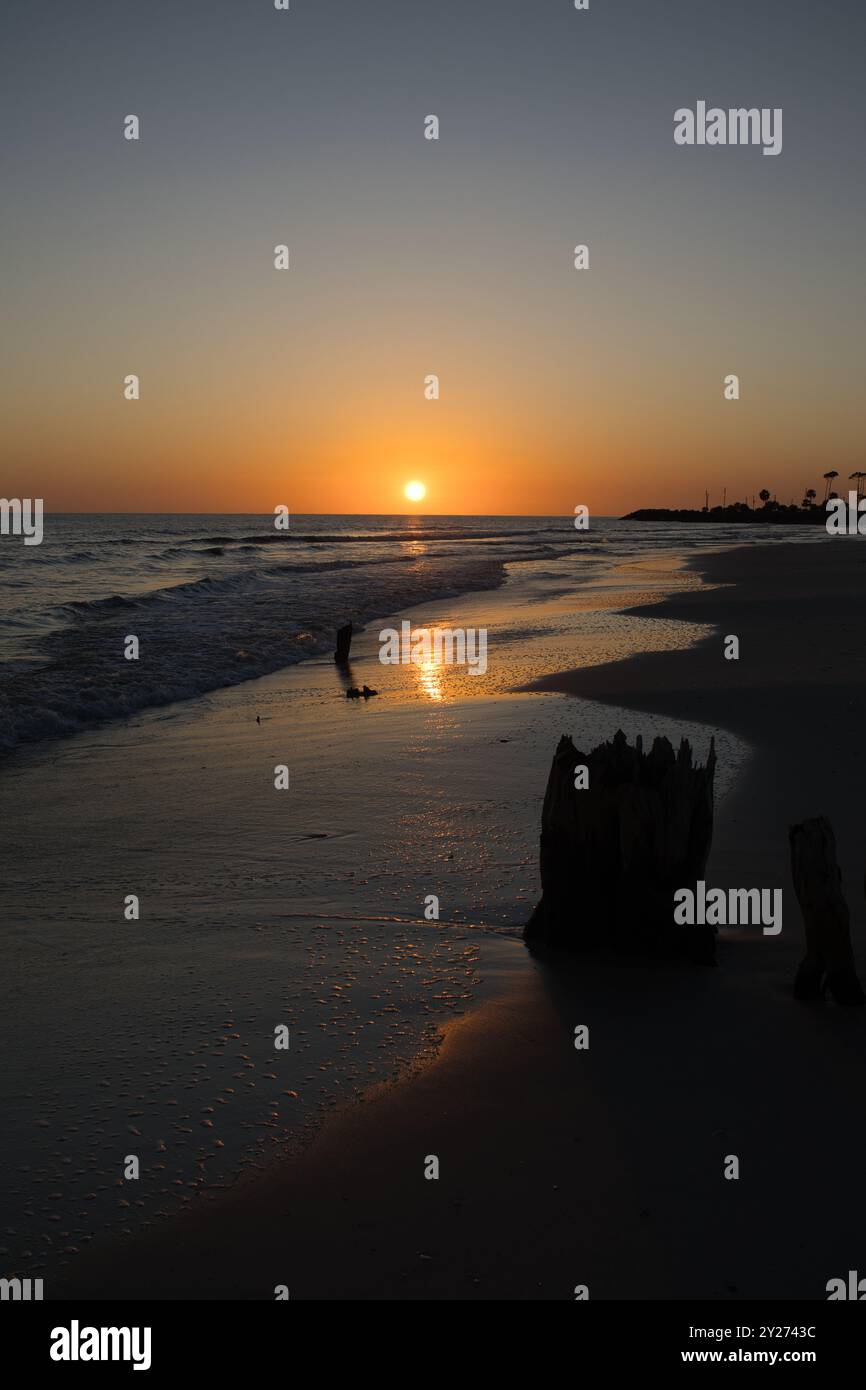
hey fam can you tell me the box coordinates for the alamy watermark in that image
[826,492,866,535]
[674,881,782,935]
[50,1321,152,1371]
[0,497,43,545]
[827,1270,866,1299]
[674,103,782,157]
[379,621,488,676]
[1,1275,43,1300]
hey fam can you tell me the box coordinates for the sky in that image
[2,0,864,515]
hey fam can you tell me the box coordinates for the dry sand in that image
[55,539,866,1300]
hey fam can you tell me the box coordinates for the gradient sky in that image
[2,0,864,514]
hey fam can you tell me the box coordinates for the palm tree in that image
[759,489,771,505]
[802,489,817,508]
[823,470,838,500]
[850,471,865,499]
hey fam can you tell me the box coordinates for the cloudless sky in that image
[2,0,864,513]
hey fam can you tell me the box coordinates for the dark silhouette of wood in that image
[789,816,864,1005]
[334,623,352,665]
[524,729,716,961]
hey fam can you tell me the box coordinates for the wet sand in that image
[52,538,866,1300]
[2,544,740,1289]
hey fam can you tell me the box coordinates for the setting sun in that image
[404,480,426,503]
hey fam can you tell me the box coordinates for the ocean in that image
[0,512,814,752]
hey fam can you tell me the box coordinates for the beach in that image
[3,0,863,1340]
[0,529,739,1282]
[13,535,860,1300]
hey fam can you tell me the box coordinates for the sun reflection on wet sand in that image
[413,634,447,702]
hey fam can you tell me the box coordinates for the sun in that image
[404,480,426,503]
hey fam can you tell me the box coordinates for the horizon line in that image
[30,509,627,519]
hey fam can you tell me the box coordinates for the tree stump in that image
[334,622,353,665]
[524,729,716,962]
[788,816,864,1005]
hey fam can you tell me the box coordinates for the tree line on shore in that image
[624,471,865,525]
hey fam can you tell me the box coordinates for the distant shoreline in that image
[622,505,825,525]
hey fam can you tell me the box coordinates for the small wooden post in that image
[788,816,864,1005]
[334,622,352,665]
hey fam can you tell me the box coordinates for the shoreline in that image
[0,530,712,763]
[3,539,748,1293]
[16,533,866,1301]
[49,538,866,1300]
[522,540,866,742]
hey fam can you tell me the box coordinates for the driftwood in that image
[524,729,716,961]
[334,623,353,665]
[788,817,864,1005]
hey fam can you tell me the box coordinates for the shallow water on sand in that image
[0,552,748,1280]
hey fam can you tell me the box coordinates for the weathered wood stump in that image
[788,816,864,1005]
[334,622,353,665]
[524,729,716,962]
